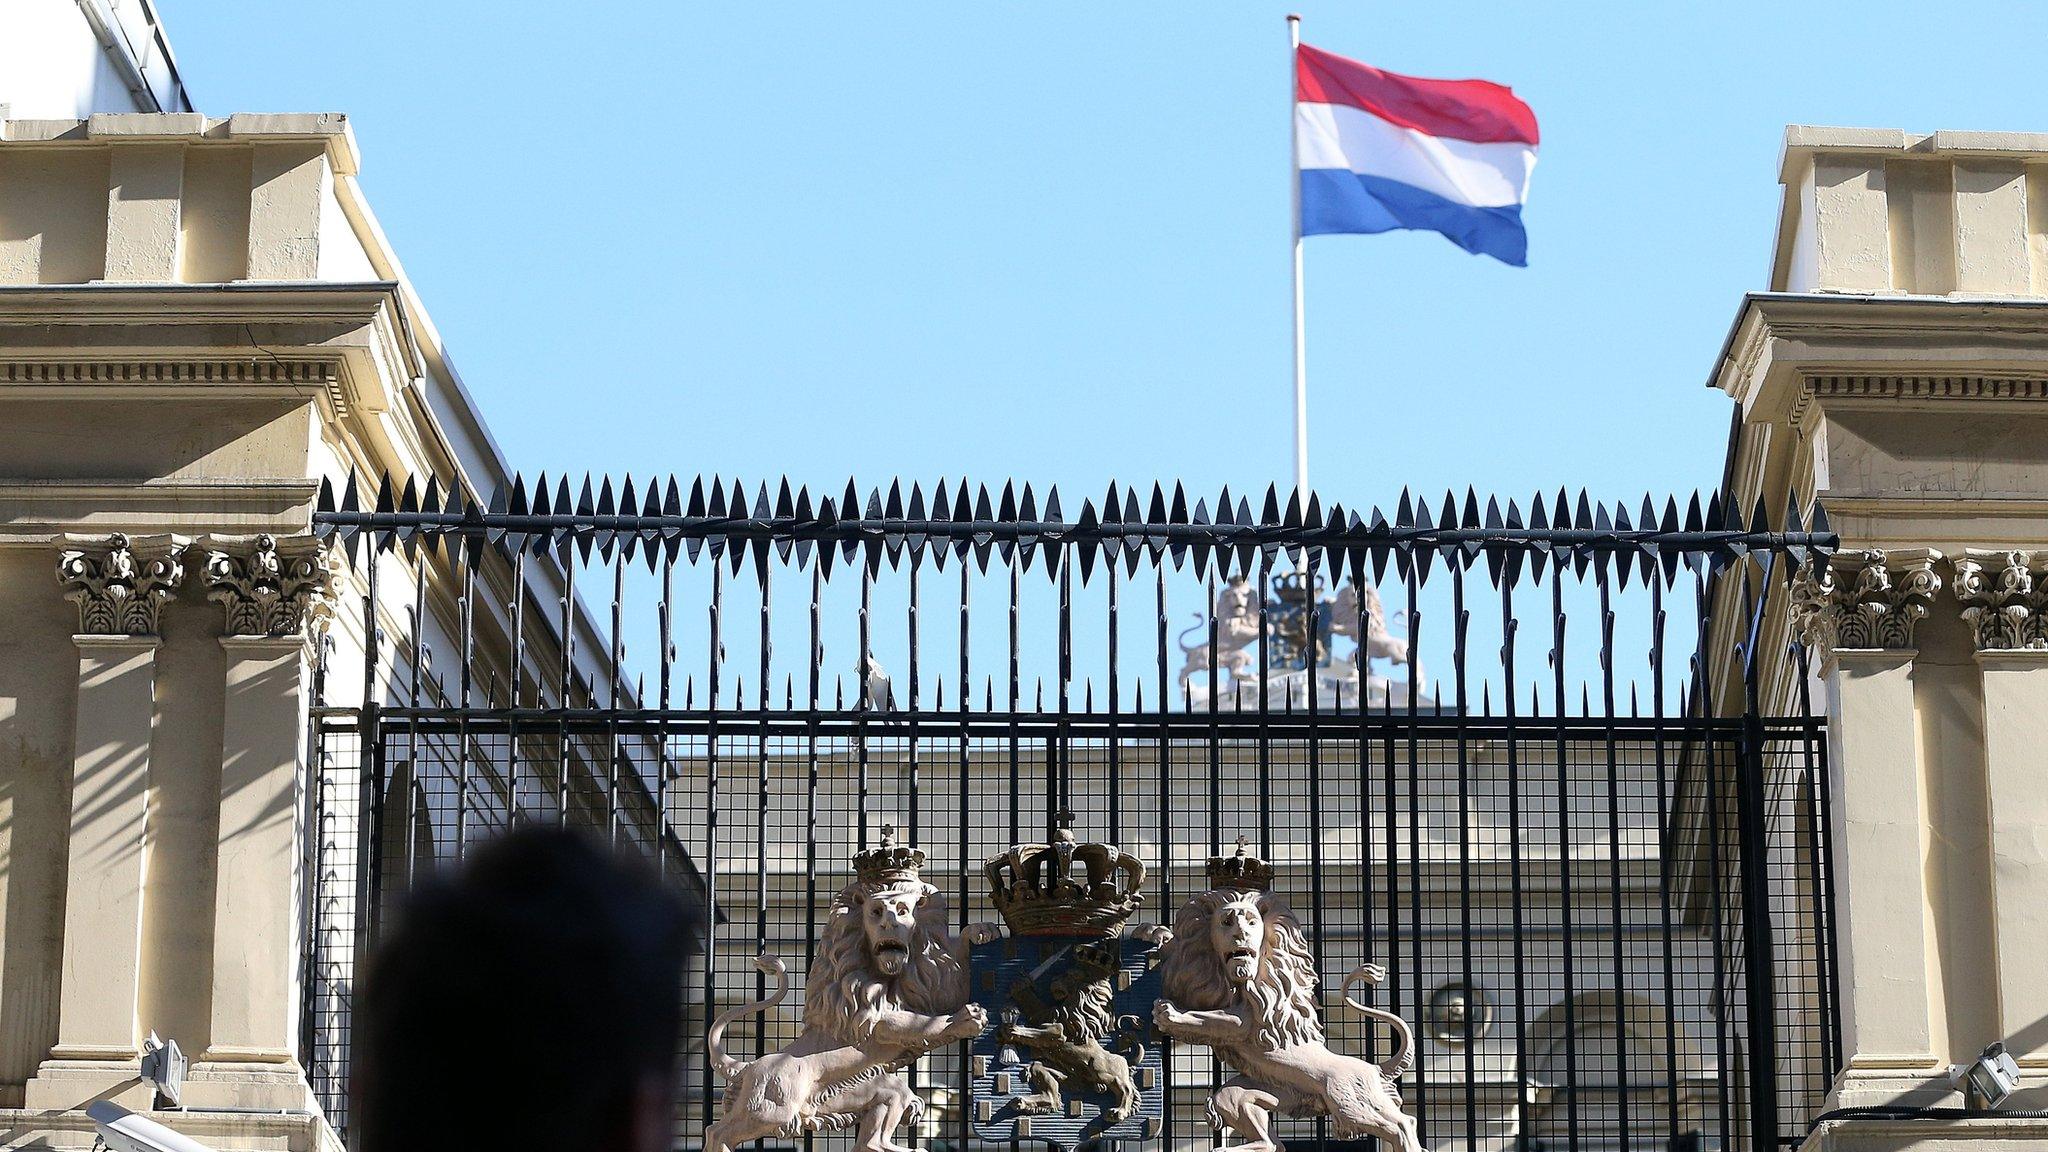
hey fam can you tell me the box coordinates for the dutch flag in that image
[1295,43,1539,266]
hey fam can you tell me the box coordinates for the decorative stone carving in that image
[1153,838,1423,1152]
[1952,551,2048,651]
[1789,549,1943,653]
[971,821,1164,1146]
[1178,577,1262,688]
[56,533,186,635]
[202,534,336,638]
[1330,580,1410,668]
[705,825,994,1152]
[1178,574,1424,712]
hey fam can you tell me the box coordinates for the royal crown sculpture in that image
[1153,837,1426,1152]
[984,826,1146,938]
[705,825,996,1152]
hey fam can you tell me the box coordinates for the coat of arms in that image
[969,824,1165,1148]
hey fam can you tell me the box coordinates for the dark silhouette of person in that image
[354,826,700,1152]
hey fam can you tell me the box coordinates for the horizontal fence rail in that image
[314,473,1837,584]
[303,473,1841,1152]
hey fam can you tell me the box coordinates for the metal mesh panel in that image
[307,715,1830,1152]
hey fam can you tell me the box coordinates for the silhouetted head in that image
[355,826,699,1152]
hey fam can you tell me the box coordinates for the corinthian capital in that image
[57,533,186,636]
[1952,550,2048,651]
[1789,548,1944,653]
[202,534,337,639]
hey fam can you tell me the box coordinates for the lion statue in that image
[1153,876,1421,1152]
[1179,576,1263,689]
[707,843,997,1152]
[1329,581,1411,670]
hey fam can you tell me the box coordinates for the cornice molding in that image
[1952,549,2048,651]
[1787,374,2048,430]
[201,533,338,639]
[1711,293,2048,415]
[0,359,345,410]
[0,360,337,386]
[56,532,187,636]
[1790,548,1945,654]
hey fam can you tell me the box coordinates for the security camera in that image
[85,1101,219,1152]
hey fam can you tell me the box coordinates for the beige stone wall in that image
[0,110,608,1150]
[1724,129,2048,1140]
[0,549,76,1096]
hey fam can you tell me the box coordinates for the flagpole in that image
[1287,13,1308,501]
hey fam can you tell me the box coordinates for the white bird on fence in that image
[862,655,894,712]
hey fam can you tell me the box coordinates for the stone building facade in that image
[3,13,2048,1152]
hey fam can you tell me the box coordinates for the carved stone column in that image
[28,535,185,1108]
[190,535,334,1107]
[1953,550,2048,1066]
[1790,548,1947,1108]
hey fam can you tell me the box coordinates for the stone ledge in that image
[1805,1114,2048,1152]
[0,112,358,175]
[0,1105,340,1152]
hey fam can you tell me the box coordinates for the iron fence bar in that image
[700,561,722,1129]
[611,550,627,847]
[405,559,425,892]
[457,558,475,855]
[1106,568,1121,843]
[1206,572,1221,854]
[857,565,872,850]
[1800,640,1844,1078]
[1551,570,1581,1152]
[658,555,675,879]
[1402,562,1428,1148]
[1691,569,1740,1152]
[1650,576,1685,1144]
[1054,560,1071,837]
[1355,581,1381,1082]
[1599,564,1632,1152]
[507,549,526,824]
[1453,561,1478,1152]
[956,559,972,1152]
[355,542,386,957]
[907,561,921,849]
[1736,562,1782,1151]
[805,562,823,1152]
[1153,565,1176,1152]
[1256,560,1272,856]
[557,553,574,826]
[1008,561,1021,847]
[755,557,772,1059]
[1502,578,1532,1149]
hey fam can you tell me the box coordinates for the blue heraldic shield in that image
[970,827,1165,1149]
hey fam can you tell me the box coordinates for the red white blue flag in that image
[1295,44,1539,266]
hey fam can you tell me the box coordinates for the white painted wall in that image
[0,0,191,119]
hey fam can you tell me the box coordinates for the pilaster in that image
[1953,550,2048,1068]
[1790,549,1947,1108]
[189,535,333,1109]
[28,535,186,1109]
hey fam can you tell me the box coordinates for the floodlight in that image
[1950,1041,2022,1111]
[140,1031,186,1107]
[86,1100,218,1152]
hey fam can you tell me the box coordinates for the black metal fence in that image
[304,475,1839,1152]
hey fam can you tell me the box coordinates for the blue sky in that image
[165,3,2048,707]
[163,2,2048,509]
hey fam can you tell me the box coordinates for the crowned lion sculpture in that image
[706,827,996,1152]
[1153,840,1422,1152]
